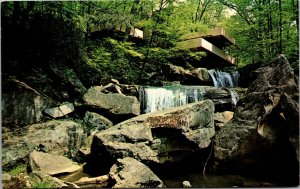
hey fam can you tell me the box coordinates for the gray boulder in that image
[190,68,211,82]
[2,78,54,126]
[163,64,212,85]
[93,100,215,165]
[2,120,87,169]
[213,55,299,184]
[83,111,113,132]
[82,86,140,116]
[109,157,163,188]
[29,151,82,175]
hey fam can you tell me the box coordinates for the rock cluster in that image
[214,55,299,184]
[3,54,298,188]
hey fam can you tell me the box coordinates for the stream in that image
[160,172,279,187]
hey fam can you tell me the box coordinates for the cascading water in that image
[229,89,239,106]
[208,69,240,88]
[139,86,205,113]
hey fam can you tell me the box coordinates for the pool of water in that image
[161,173,279,188]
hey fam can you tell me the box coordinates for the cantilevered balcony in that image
[177,28,236,68]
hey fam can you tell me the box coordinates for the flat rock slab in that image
[109,157,163,188]
[29,151,82,175]
[44,103,74,118]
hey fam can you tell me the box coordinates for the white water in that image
[229,89,239,106]
[141,86,205,113]
[208,69,239,88]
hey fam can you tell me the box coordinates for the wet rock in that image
[214,55,299,184]
[238,63,260,88]
[29,151,82,175]
[280,93,299,161]
[190,68,211,82]
[43,102,74,118]
[2,78,54,126]
[109,157,163,188]
[83,111,113,132]
[163,64,211,85]
[203,86,231,99]
[93,100,215,166]
[182,180,192,188]
[2,120,87,169]
[82,86,140,116]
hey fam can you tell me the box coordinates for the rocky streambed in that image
[2,55,299,188]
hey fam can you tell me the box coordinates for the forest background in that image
[2,0,299,87]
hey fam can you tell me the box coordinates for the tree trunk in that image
[124,0,140,42]
[139,0,164,79]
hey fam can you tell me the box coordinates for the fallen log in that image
[74,175,109,185]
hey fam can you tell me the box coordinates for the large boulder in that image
[163,64,212,85]
[29,151,82,175]
[109,157,164,188]
[190,68,211,82]
[2,78,55,126]
[92,100,215,169]
[213,55,299,185]
[82,86,140,118]
[2,120,87,169]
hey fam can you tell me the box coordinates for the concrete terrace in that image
[177,28,236,67]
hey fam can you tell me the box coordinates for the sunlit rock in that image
[109,157,163,188]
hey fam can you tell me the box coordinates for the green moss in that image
[32,180,56,189]
[4,163,27,176]
[29,174,57,189]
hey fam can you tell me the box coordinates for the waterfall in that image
[229,89,239,106]
[140,86,205,113]
[208,69,240,88]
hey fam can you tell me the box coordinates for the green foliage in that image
[29,174,57,189]
[4,164,27,176]
[86,38,143,83]
[2,0,298,88]
[219,0,298,66]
